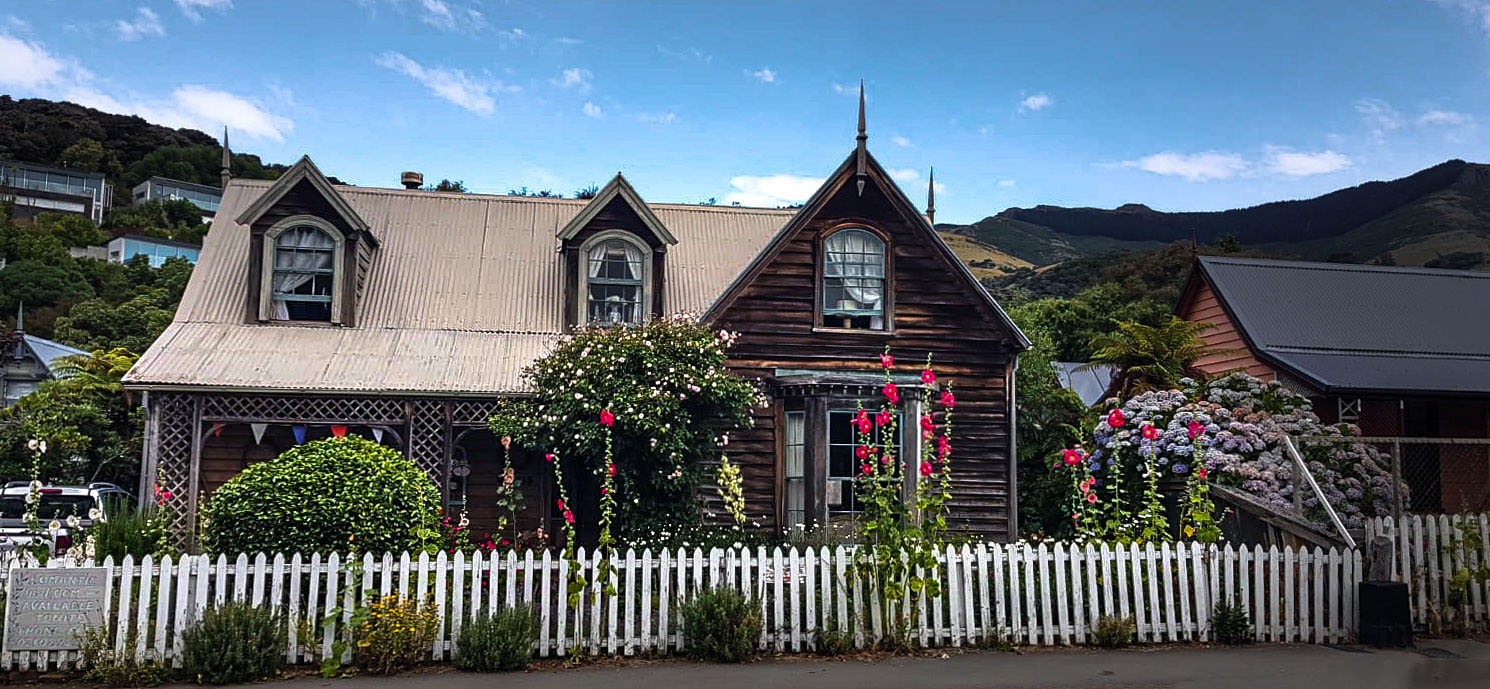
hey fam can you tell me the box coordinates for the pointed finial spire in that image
[220,127,232,189]
[926,167,936,225]
[15,303,23,334]
[855,79,867,196]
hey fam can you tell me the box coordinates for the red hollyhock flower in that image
[920,414,935,435]
[879,352,894,369]
[855,445,870,460]
[1061,448,1083,466]
[556,499,566,511]
[1187,420,1204,439]
[855,409,872,434]
[545,453,556,463]
[882,382,900,404]
[920,369,936,385]
[937,436,951,459]
[1086,492,1099,504]
[1106,408,1125,428]
[1141,424,1159,440]
[599,409,615,427]
[1197,466,1208,480]
[876,409,893,427]
[608,462,617,477]
[920,461,933,477]
[564,509,575,523]
[860,463,873,477]
[940,390,955,408]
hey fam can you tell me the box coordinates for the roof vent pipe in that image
[400,171,423,190]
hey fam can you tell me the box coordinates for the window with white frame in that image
[269,225,338,321]
[784,411,806,528]
[825,408,901,517]
[822,228,886,330]
[584,234,647,325]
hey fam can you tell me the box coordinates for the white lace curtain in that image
[588,239,643,280]
[824,230,885,310]
[272,226,335,319]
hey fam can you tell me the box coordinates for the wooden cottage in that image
[124,94,1029,544]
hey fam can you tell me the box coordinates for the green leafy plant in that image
[201,437,441,555]
[354,595,440,675]
[1093,615,1135,648]
[78,627,173,687]
[1211,599,1254,644]
[455,607,540,672]
[181,603,286,684]
[815,620,854,656]
[88,500,173,562]
[678,586,760,663]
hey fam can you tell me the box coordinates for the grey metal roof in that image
[20,335,88,376]
[1051,362,1117,407]
[126,179,792,395]
[1196,256,1490,396]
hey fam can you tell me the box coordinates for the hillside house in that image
[124,94,1029,545]
[1177,256,1490,511]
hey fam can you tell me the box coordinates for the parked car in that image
[0,482,132,555]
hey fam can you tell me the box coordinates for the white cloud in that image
[555,36,584,46]
[410,0,485,32]
[750,68,777,84]
[888,168,946,194]
[996,179,1016,188]
[635,112,678,125]
[724,174,823,207]
[1419,109,1472,126]
[1018,93,1053,112]
[164,85,292,140]
[173,0,232,23]
[582,101,603,118]
[554,67,592,91]
[4,15,31,33]
[891,135,911,148]
[1430,1,1490,33]
[656,44,711,64]
[1121,151,1248,181]
[376,51,511,115]
[831,82,860,97]
[1356,98,1405,141]
[1265,148,1351,177]
[0,34,66,88]
[116,8,165,41]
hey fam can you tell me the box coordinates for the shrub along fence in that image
[1,541,1361,671]
[1364,512,1490,633]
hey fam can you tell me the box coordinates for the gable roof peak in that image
[233,155,376,245]
[557,172,677,245]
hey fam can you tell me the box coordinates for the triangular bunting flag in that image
[331,425,348,438]
[250,423,268,445]
[210,422,225,437]
[371,427,384,443]
[292,425,306,444]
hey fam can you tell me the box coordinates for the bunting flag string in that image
[371,427,384,443]
[292,425,307,445]
[209,422,225,437]
[331,425,348,438]
[250,423,268,445]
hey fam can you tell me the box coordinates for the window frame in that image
[579,230,651,326]
[259,215,346,324]
[816,224,893,333]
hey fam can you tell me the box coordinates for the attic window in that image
[822,228,887,330]
[261,216,344,323]
[584,233,648,325]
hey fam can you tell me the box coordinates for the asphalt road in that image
[234,640,1490,689]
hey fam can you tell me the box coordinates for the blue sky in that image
[2,1,1488,223]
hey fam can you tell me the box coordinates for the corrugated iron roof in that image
[128,180,793,394]
[21,335,88,375]
[1197,256,1490,395]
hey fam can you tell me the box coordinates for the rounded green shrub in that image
[181,603,285,684]
[455,607,539,672]
[201,437,441,555]
[679,586,759,662]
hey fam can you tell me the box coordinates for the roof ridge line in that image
[1263,345,1490,361]
[1202,255,1490,279]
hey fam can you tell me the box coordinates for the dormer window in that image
[822,228,887,330]
[583,233,648,325]
[260,216,344,322]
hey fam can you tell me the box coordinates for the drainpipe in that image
[1007,355,1020,541]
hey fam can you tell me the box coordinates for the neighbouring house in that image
[124,94,1030,545]
[132,176,222,220]
[108,234,202,267]
[2,321,88,407]
[1177,255,1490,511]
[1051,361,1117,407]
[0,159,113,225]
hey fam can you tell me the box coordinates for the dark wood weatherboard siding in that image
[712,157,1023,539]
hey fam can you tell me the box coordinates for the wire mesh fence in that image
[1295,436,1490,518]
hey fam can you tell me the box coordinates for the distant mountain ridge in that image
[942,159,1490,268]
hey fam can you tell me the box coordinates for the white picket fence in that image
[1365,512,1490,631]
[1,541,1361,671]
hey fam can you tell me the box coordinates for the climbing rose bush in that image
[1079,373,1400,530]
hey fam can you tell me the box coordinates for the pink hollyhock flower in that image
[876,409,893,427]
[860,463,873,477]
[1141,424,1159,440]
[920,461,933,477]
[599,409,615,427]
[920,414,935,434]
[545,453,556,463]
[855,445,870,460]
[564,509,575,523]
[607,462,617,477]
[882,452,893,465]
[940,390,955,408]
[1197,466,1208,480]
[855,409,872,434]
[1061,448,1083,466]
[1086,492,1099,504]
[556,499,566,511]
[1187,420,1204,439]
[920,369,936,385]
[879,352,894,369]
[501,435,512,449]
[1106,409,1125,428]
[882,382,900,404]
[937,436,951,459]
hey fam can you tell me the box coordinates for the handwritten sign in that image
[3,568,108,652]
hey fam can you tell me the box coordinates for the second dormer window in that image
[585,235,647,325]
[271,225,337,321]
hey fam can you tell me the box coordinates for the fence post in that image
[1390,440,1405,521]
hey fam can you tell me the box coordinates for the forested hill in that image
[944,159,1490,268]
[0,96,286,189]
